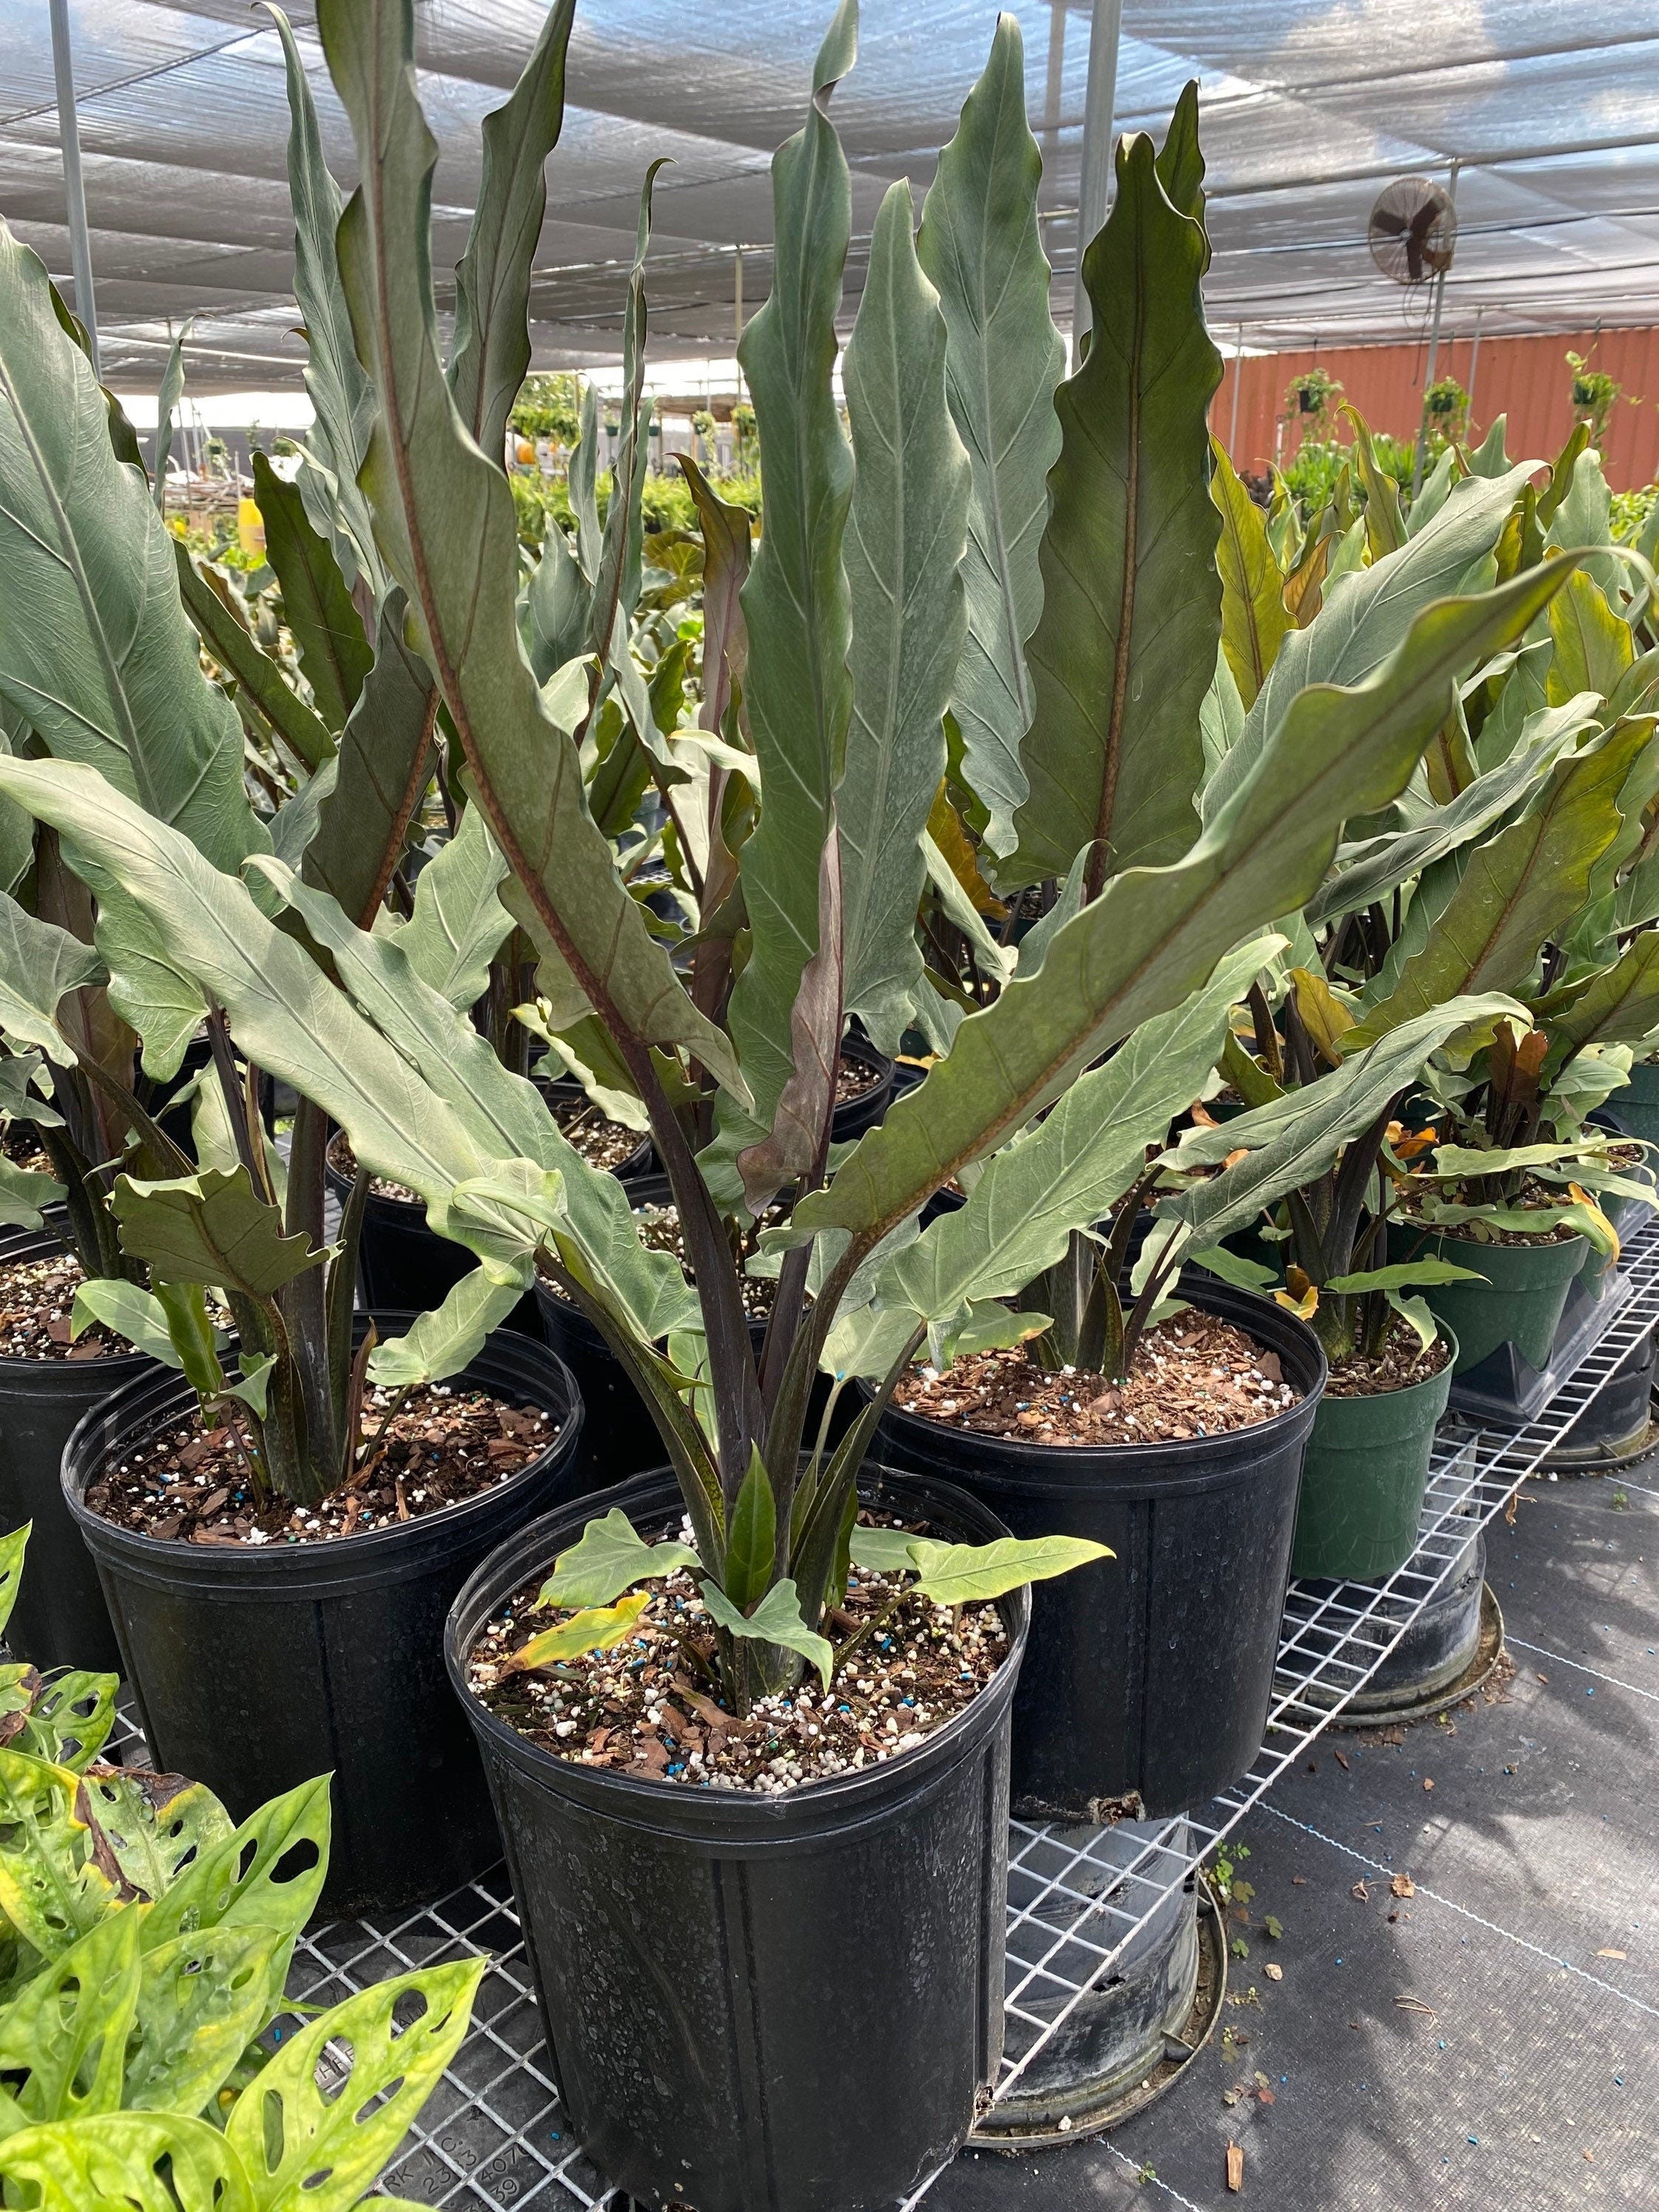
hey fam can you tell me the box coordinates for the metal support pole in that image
[1228,325,1244,455]
[1412,157,1459,495]
[49,0,100,376]
[1071,0,1125,362]
[1042,1,1067,170]
[1465,305,1484,421]
[734,244,744,401]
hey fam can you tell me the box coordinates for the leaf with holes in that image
[224,1958,484,2211]
[0,1909,140,2128]
[0,1747,119,1972]
[75,1768,235,1908]
[0,2110,256,2212]
[125,1922,289,2120]
[138,1775,328,1963]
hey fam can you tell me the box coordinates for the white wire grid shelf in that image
[106,1219,1659,2209]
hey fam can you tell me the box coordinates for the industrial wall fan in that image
[1368,175,1458,285]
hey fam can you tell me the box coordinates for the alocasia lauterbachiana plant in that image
[0,0,1581,1706]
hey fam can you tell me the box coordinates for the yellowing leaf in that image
[926,783,1005,918]
[1290,965,1354,1065]
[500,1593,651,1675]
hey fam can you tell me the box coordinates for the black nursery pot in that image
[874,1277,1326,1822]
[447,1465,1028,2212]
[834,1031,897,1139]
[0,1229,156,1674]
[63,1319,583,1918]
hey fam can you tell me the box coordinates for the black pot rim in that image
[871,1274,1326,1489]
[444,1462,1030,1844]
[0,1229,158,1386]
[60,1312,583,1578]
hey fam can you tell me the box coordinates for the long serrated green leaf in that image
[250,452,372,733]
[1351,717,1658,1040]
[1546,566,1633,707]
[1539,932,1659,1071]
[727,2,857,1126]
[302,587,436,928]
[266,4,384,603]
[0,2111,255,2212]
[916,13,1062,860]
[1165,994,1530,1249]
[225,1958,483,2209]
[0,757,496,1212]
[1306,696,1597,926]
[1010,127,1222,890]
[875,932,1281,1324]
[0,223,262,874]
[0,886,104,1065]
[152,322,190,512]
[172,547,335,774]
[795,558,1578,1258]
[1211,439,1289,708]
[1204,462,1542,828]
[314,0,743,1100]
[390,804,512,1008]
[839,181,971,1054]
[447,0,577,459]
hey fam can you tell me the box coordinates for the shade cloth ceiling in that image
[4,0,1658,390]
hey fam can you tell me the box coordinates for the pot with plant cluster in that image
[0,1224,157,1672]
[64,1317,583,1917]
[873,1275,1326,1821]
[448,1465,1029,2212]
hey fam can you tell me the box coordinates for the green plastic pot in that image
[1289,1323,1456,1583]
[1607,1057,1659,1147]
[1388,1220,1588,1373]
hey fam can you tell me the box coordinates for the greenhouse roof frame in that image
[5,0,1659,391]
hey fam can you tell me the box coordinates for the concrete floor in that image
[931,1464,1659,2211]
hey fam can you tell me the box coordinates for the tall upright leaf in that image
[267,4,385,603]
[172,545,335,775]
[0,223,262,874]
[1011,126,1223,893]
[586,168,664,702]
[447,0,577,460]
[1349,716,1656,1039]
[838,181,971,1054]
[152,320,190,513]
[251,452,373,732]
[915,15,1063,861]
[301,588,435,926]
[793,559,1576,1259]
[313,0,743,1099]
[1211,438,1289,708]
[1203,461,1541,827]
[727,0,858,1126]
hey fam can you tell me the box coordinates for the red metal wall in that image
[1214,328,1659,492]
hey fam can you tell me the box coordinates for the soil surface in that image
[0,1247,131,1363]
[835,1054,885,1104]
[328,1091,643,1203]
[1323,1315,1451,1400]
[1397,1173,1583,1246]
[468,1514,1006,1794]
[84,1384,558,1545]
[892,1311,1297,1445]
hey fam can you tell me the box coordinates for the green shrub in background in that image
[509,462,761,547]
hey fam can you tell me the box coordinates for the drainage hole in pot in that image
[467,1516,1007,1795]
[84,1385,559,1547]
[892,1312,1297,1445]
